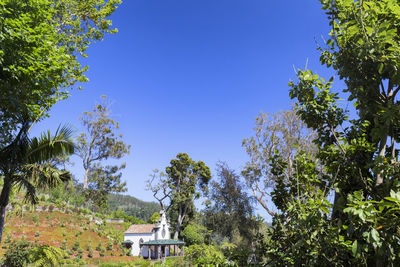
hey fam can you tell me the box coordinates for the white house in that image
[123,210,184,259]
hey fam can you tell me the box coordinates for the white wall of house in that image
[124,232,154,256]
[154,211,171,240]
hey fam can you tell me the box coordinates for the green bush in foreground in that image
[185,244,227,266]
[3,240,65,267]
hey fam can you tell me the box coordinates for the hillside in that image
[108,193,160,221]
[1,205,137,266]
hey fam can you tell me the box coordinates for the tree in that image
[0,0,120,148]
[0,125,74,244]
[167,153,211,239]
[0,0,120,244]
[242,110,316,217]
[262,0,400,265]
[85,163,127,211]
[181,223,211,246]
[148,153,211,239]
[205,162,256,244]
[148,212,161,224]
[77,96,130,189]
[146,170,172,212]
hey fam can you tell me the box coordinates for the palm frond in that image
[29,245,67,267]
[12,174,38,205]
[27,125,75,164]
[22,163,71,190]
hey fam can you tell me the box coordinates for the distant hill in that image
[108,193,160,221]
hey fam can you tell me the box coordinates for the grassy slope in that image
[0,206,138,265]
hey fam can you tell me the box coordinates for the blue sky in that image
[32,0,337,218]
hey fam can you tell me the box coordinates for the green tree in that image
[148,153,211,239]
[0,125,74,244]
[205,162,256,244]
[262,0,400,265]
[0,0,120,149]
[148,212,160,224]
[242,110,316,217]
[85,163,127,211]
[167,153,211,239]
[77,96,130,189]
[0,0,120,245]
[181,223,210,246]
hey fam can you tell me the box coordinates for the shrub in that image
[185,244,226,266]
[3,232,12,247]
[87,240,92,251]
[181,223,210,246]
[88,248,94,258]
[32,213,39,224]
[29,245,67,267]
[35,231,40,237]
[72,240,80,251]
[61,240,67,250]
[106,240,113,250]
[3,240,32,267]
[99,248,105,257]
[96,241,102,251]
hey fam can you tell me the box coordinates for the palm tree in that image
[0,121,74,244]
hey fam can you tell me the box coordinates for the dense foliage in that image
[4,240,65,267]
[253,0,400,266]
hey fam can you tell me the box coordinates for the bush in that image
[61,240,67,250]
[99,248,105,257]
[32,213,39,224]
[72,240,80,251]
[106,240,113,250]
[88,248,94,258]
[96,241,103,251]
[3,240,32,267]
[29,245,67,267]
[185,244,226,266]
[181,223,210,246]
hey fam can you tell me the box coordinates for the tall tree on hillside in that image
[242,110,316,217]
[205,162,256,243]
[77,96,130,189]
[0,125,74,244]
[85,163,127,211]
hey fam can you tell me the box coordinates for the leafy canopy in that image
[0,0,121,146]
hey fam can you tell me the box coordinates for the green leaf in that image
[352,240,358,257]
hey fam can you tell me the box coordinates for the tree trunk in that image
[174,213,183,240]
[375,135,388,187]
[83,167,89,189]
[331,191,342,220]
[0,177,12,245]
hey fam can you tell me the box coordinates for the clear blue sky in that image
[32,0,336,218]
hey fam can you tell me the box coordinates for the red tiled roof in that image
[124,224,155,234]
